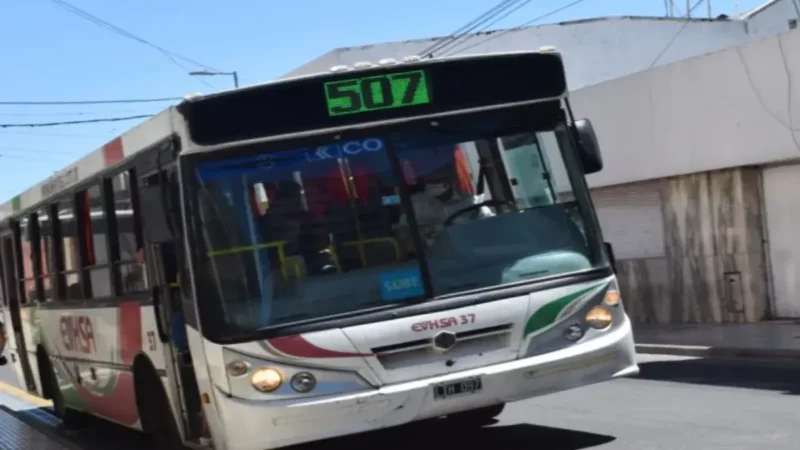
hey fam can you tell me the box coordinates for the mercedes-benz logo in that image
[432,331,458,353]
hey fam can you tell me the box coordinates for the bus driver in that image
[398,163,494,250]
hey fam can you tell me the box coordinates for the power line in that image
[648,0,705,68]
[0,97,180,106]
[0,146,74,155]
[0,114,153,128]
[439,0,592,57]
[437,0,538,57]
[0,153,64,162]
[0,110,139,117]
[417,0,523,57]
[48,0,221,89]
[0,130,111,138]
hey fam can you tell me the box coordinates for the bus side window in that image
[112,170,147,294]
[58,196,84,300]
[37,207,55,302]
[80,186,112,299]
[18,216,36,304]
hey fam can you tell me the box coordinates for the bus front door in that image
[1,230,37,393]
[137,161,205,442]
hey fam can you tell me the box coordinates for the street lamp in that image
[189,70,239,88]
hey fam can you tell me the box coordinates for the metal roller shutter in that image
[590,181,666,260]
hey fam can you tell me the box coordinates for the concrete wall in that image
[572,27,800,190]
[611,168,768,324]
[286,17,751,91]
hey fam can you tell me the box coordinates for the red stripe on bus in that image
[267,335,371,359]
[118,301,142,365]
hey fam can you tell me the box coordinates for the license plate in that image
[432,377,483,400]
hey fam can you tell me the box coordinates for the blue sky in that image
[0,0,768,202]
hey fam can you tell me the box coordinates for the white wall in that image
[572,27,800,189]
[286,17,751,91]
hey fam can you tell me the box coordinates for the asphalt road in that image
[2,353,800,450]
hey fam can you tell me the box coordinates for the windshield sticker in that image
[380,268,424,302]
[196,138,385,181]
[381,194,400,205]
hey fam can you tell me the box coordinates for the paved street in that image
[2,353,799,449]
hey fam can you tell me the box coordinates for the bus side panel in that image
[36,301,169,431]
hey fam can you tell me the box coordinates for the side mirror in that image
[575,119,603,174]
[0,356,7,366]
[605,242,617,273]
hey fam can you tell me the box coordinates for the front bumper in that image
[213,316,638,450]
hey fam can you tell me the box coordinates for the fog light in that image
[602,290,621,307]
[290,372,317,393]
[564,322,584,341]
[585,306,613,329]
[226,361,250,378]
[251,368,283,392]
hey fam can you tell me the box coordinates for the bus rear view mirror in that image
[0,356,7,366]
[575,119,603,174]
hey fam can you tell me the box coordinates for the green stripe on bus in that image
[523,282,606,337]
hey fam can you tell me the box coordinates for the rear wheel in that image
[447,403,506,425]
[41,355,88,428]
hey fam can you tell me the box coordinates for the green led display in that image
[324,70,431,117]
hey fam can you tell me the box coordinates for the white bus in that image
[0,50,638,450]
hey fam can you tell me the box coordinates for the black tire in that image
[447,403,506,425]
[41,355,88,428]
[137,369,185,450]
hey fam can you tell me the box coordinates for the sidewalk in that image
[633,322,800,360]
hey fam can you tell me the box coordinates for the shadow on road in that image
[291,418,615,450]
[636,357,800,395]
[8,405,616,450]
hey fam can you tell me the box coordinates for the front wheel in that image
[447,403,506,425]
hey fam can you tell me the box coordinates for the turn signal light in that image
[602,290,621,307]
[585,306,613,329]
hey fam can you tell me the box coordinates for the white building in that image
[288,0,800,325]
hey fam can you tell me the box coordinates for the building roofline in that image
[739,0,793,20]
[330,14,735,53]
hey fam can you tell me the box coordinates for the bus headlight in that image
[250,368,283,392]
[585,306,613,329]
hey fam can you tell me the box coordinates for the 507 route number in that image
[324,70,430,116]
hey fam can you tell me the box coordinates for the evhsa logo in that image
[305,138,384,162]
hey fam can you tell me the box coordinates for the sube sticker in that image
[380,268,424,302]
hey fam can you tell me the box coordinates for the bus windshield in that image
[187,109,602,336]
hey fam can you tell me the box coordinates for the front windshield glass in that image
[188,110,601,334]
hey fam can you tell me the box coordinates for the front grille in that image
[371,324,514,370]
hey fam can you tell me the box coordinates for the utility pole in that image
[686,0,692,17]
[708,0,712,18]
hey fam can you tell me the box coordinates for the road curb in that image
[635,343,800,361]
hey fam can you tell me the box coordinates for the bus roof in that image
[0,108,175,221]
[0,50,566,222]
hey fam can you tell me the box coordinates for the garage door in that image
[763,164,800,318]
[590,181,666,260]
